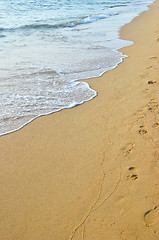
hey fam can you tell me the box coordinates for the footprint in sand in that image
[149,57,157,60]
[147,104,158,112]
[127,167,139,181]
[153,122,159,127]
[122,143,134,156]
[148,80,156,84]
[129,167,137,172]
[144,206,159,227]
[139,126,148,135]
[146,66,153,69]
[130,174,138,180]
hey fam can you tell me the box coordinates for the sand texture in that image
[1,1,159,239]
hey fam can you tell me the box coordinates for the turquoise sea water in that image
[0,0,153,135]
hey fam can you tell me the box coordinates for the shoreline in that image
[0,2,151,137]
[1,0,159,239]
[0,48,126,137]
[0,42,127,137]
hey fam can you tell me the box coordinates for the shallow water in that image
[0,0,153,135]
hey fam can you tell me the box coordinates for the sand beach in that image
[0,0,159,239]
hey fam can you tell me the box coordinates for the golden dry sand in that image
[1,1,159,239]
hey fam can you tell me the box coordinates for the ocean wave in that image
[0,34,6,38]
[110,4,127,8]
[0,13,119,33]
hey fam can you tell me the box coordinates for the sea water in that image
[0,0,153,135]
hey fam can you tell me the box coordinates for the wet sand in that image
[1,0,159,239]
